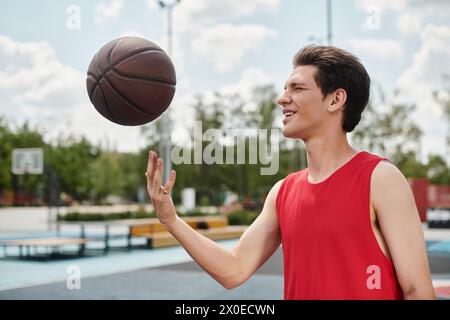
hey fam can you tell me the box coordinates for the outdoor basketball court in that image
[0,221,449,299]
[0,237,284,299]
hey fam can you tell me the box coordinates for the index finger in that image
[146,151,157,185]
[152,158,163,196]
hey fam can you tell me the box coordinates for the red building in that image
[408,178,450,227]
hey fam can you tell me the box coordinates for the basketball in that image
[86,36,176,126]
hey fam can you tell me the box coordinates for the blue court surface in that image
[0,233,449,299]
[0,237,238,291]
[428,240,450,253]
[0,237,285,299]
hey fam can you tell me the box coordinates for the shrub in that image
[227,210,259,226]
[58,210,156,221]
[182,210,208,217]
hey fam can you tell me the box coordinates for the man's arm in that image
[165,180,283,289]
[147,150,283,289]
[371,161,435,299]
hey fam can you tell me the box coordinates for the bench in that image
[145,226,248,248]
[1,237,93,258]
[52,216,247,251]
[128,216,247,249]
[129,216,229,238]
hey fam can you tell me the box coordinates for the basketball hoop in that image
[11,148,44,175]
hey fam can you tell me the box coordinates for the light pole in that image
[157,0,180,182]
[302,0,332,169]
[326,0,332,45]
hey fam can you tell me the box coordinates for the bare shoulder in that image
[371,160,408,191]
[371,160,414,213]
[265,179,285,205]
[272,179,285,194]
[257,179,284,221]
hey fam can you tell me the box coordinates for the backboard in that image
[11,148,44,175]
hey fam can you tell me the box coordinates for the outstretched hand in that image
[145,150,177,226]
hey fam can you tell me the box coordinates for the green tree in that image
[433,74,450,151]
[391,149,428,178]
[0,117,14,191]
[352,101,423,159]
[117,152,141,201]
[48,136,98,201]
[426,154,450,185]
[90,152,123,202]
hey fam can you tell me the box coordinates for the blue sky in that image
[0,0,449,161]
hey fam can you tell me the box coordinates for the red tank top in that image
[276,151,403,300]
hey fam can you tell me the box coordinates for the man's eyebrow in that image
[284,81,308,90]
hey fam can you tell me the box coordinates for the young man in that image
[145,45,435,299]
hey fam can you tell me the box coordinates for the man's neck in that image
[304,134,359,184]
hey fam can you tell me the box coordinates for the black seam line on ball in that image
[88,41,163,94]
[94,39,121,86]
[102,75,157,118]
[88,41,120,104]
[97,82,119,123]
[109,50,176,85]
[111,68,176,88]
[102,48,164,75]
[110,49,172,74]
[89,52,103,79]
[94,52,118,122]
[108,38,164,75]
[86,74,98,98]
[87,73,98,81]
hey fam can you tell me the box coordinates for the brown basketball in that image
[86,37,176,126]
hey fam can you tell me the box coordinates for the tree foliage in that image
[0,84,448,206]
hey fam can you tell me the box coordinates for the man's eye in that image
[295,87,304,91]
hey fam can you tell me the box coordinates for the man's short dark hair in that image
[293,45,370,132]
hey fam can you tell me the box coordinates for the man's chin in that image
[282,127,297,138]
[282,127,305,140]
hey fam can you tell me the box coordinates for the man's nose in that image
[277,93,291,107]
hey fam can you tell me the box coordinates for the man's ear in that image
[327,88,347,113]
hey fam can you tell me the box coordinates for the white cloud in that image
[0,35,85,117]
[396,13,423,35]
[168,67,273,139]
[120,30,145,38]
[395,24,450,159]
[355,0,450,21]
[146,0,158,10]
[403,0,450,22]
[349,38,403,59]
[94,0,124,25]
[191,24,276,73]
[221,67,272,101]
[408,0,450,9]
[62,103,146,153]
[173,0,280,33]
[354,0,407,12]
